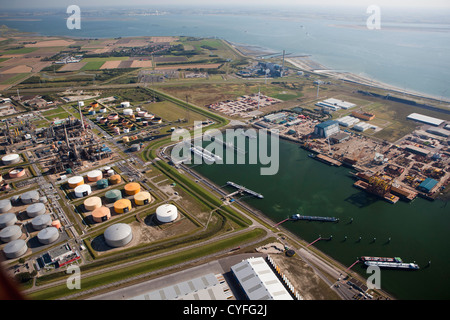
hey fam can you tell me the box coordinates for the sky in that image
[1,0,449,9]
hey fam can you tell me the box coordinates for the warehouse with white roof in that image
[407,113,445,126]
[231,256,293,300]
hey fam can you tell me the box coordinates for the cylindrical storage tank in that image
[21,190,40,204]
[104,223,132,248]
[26,202,46,218]
[68,176,84,189]
[0,225,22,243]
[51,220,61,229]
[114,127,120,135]
[96,179,109,189]
[3,239,27,259]
[130,144,140,152]
[107,169,115,177]
[123,108,133,116]
[142,121,148,126]
[145,113,155,120]
[83,196,102,211]
[152,117,162,124]
[0,199,12,213]
[105,189,122,203]
[156,204,178,223]
[10,195,21,205]
[109,175,122,185]
[124,182,140,196]
[123,136,130,143]
[107,113,119,121]
[2,153,21,166]
[37,227,59,245]
[134,191,151,206]
[137,111,147,117]
[0,213,17,229]
[87,170,103,182]
[8,167,25,179]
[114,199,132,214]
[74,184,92,198]
[31,214,52,231]
[99,107,107,113]
[39,196,48,204]
[92,206,111,223]
[121,101,130,108]
[78,101,84,107]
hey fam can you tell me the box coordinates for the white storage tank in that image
[2,153,21,166]
[74,184,92,198]
[37,227,59,245]
[0,212,17,229]
[21,190,40,204]
[87,170,103,182]
[121,101,130,108]
[3,239,27,259]
[156,204,178,223]
[78,101,84,107]
[0,225,22,243]
[104,223,132,248]
[0,199,12,213]
[26,202,46,218]
[123,108,133,116]
[31,214,52,231]
[68,176,84,189]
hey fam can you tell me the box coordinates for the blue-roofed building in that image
[314,120,340,138]
[417,178,438,193]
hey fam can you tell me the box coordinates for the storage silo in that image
[26,202,46,218]
[0,225,22,243]
[104,223,132,248]
[31,214,52,231]
[2,153,21,166]
[87,170,103,182]
[96,179,109,189]
[124,182,140,196]
[130,144,141,152]
[74,184,92,198]
[68,176,84,189]
[3,239,27,259]
[83,197,102,211]
[113,199,132,214]
[121,101,130,108]
[134,192,151,206]
[92,206,111,223]
[21,190,40,204]
[156,204,178,223]
[0,199,12,213]
[0,212,17,229]
[8,167,25,179]
[37,227,59,245]
[123,108,133,116]
[51,220,62,229]
[105,189,122,203]
[109,175,122,185]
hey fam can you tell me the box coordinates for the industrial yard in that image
[0,31,449,302]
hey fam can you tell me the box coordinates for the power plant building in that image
[104,223,132,247]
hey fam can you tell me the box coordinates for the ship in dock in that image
[364,260,420,270]
[291,213,339,223]
[310,153,342,167]
[360,256,403,263]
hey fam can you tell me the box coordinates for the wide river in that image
[190,136,450,300]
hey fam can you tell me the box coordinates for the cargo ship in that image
[291,214,339,223]
[360,256,403,263]
[364,261,420,270]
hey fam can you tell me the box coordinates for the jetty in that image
[226,181,264,199]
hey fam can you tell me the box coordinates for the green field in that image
[142,100,206,125]
[0,73,30,85]
[1,47,37,54]
[81,61,105,71]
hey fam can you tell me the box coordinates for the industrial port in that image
[0,30,449,303]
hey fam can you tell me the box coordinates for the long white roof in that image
[231,257,292,300]
[407,113,445,126]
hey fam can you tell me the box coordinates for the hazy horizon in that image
[1,0,450,10]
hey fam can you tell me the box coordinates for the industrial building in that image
[129,273,230,300]
[426,128,450,138]
[314,120,340,138]
[417,178,438,193]
[230,257,293,300]
[352,110,375,121]
[405,145,430,157]
[336,116,360,127]
[316,98,356,111]
[407,113,445,126]
[156,204,178,223]
[104,223,133,248]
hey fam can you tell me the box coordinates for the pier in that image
[291,214,339,223]
[226,181,264,199]
[205,134,247,154]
